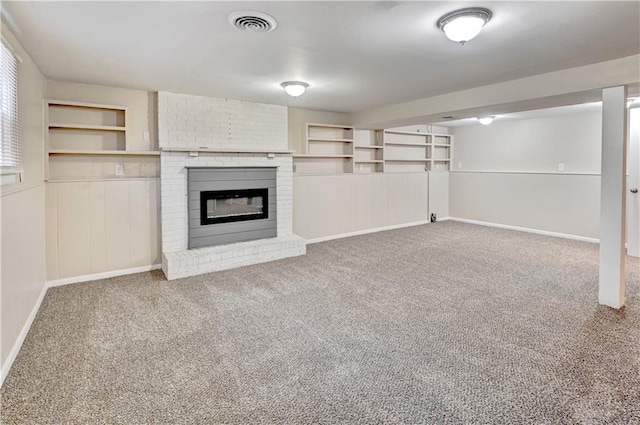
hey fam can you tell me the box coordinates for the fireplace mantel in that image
[160,147,294,155]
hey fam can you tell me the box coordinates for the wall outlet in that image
[115,164,124,176]
[143,130,150,142]
[558,163,565,171]
[458,162,463,169]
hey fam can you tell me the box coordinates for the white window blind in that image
[0,38,21,173]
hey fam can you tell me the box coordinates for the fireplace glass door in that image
[200,188,268,225]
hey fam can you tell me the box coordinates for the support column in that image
[599,86,628,308]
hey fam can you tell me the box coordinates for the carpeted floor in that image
[1,221,639,424]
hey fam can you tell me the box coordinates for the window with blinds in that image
[0,39,21,174]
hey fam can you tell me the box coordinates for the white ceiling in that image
[432,101,603,127]
[3,1,639,113]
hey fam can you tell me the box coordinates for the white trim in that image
[48,264,161,288]
[450,170,601,176]
[306,220,431,244]
[1,284,48,387]
[447,217,599,243]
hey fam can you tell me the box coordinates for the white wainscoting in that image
[449,171,600,240]
[293,173,429,240]
[46,179,161,280]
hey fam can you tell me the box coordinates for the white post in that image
[626,107,640,258]
[599,86,628,308]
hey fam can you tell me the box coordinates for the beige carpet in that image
[1,221,639,424]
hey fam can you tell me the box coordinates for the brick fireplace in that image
[158,92,306,280]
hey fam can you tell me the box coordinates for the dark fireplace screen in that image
[200,188,268,225]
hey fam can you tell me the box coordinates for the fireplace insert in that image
[200,188,269,225]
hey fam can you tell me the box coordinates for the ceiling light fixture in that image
[437,8,492,45]
[281,81,309,97]
[477,116,495,125]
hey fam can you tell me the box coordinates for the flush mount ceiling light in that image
[437,8,492,45]
[281,81,309,97]
[228,11,278,32]
[477,116,495,125]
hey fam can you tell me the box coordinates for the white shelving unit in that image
[430,133,453,171]
[294,123,355,174]
[353,129,384,173]
[293,123,452,174]
[45,100,159,180]
[383,130,431,173]
[46,100,128,153]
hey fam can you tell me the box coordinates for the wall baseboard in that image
[48,264,162,288]
[447,217,599,243]
[1,284,48,387]
[306,220,431,244]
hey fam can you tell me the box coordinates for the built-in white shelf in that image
[47,177,160,183]
[49,123,126,132]
[308,138,353,143]
[384,130,430,136]
[294,123,452,174]
[294,154,353,159]
[385,142,430,147]
[385,159,431,163]
[48,149,159,156]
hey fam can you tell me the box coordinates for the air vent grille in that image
[228,11,278,33]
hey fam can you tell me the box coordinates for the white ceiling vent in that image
[228,11,278,33]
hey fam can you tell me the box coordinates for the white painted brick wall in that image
[158,92,303,280]
[158,92,288,151]
[160,152,294,252]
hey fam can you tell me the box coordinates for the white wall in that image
[452,110,602,173]
[0,24,47,379]
[449,107,602,239]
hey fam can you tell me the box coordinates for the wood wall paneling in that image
[47,180,161,280]
[45,184,59,280]
[89,182,107,273]
[57,182,92,278]
[105,181,131,271]
[293,173,429,240]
